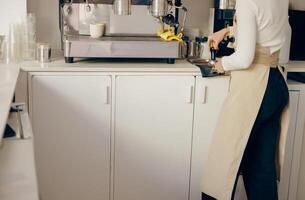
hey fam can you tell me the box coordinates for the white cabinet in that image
[114,76,195,200]
[30,75,112,200]
[28,73,232,200]
[285,82,305,200]
[279,91,300,200]
[190,76,230,200]
[297,125,305,200]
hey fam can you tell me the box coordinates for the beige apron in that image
[201,26,291,199]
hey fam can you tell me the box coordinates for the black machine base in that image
[65,57,74,63]
[167,58,176,64]
[64,57,176,64]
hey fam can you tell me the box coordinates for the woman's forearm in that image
[208,26,233,49]
[222,27,231,37]
[221,0,257,71]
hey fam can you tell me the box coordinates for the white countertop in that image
[286,61,305,72]
[0,64,20,143]
[21,58,201,74]
[20,56,305,73]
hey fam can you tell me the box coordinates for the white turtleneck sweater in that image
[221,0,290,71]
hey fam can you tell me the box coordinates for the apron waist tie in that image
[252,45,280,67]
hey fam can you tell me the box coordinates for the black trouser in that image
[202,68,289,200]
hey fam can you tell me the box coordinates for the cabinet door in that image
[288,90,305,200]
[114,76,195,200]
[30,75,111,200]
[190,76,230,200]
[278,91,299,200]
[297,106,305,200]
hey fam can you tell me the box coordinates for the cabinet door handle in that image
[188,86,194,104]
[105,86,111,104]
[202,86,208,104]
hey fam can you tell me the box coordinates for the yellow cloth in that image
[157,27,183,42]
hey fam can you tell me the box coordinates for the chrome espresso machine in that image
[59,0,187,63]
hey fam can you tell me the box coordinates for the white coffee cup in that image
[90,23,105,38]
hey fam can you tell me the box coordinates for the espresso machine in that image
[59,0,187,63]
[213,0,235,32]
[211,0,236,57]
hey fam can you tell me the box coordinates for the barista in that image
[201,0,290,199]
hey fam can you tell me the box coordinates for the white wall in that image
[27,0,61,49]
[27,0,211,49]
[183,0,213,33]
[0,0,27,35]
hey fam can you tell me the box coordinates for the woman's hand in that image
[208,27,231,49]
[213,60,226,73]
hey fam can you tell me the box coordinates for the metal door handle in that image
[16,107,24,139]
[202,86,208,104]
[105,86,111,104]
[188,86,194,104]
[11,103,26,139]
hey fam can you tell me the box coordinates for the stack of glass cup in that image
[21,13,36,60]
[6,22,22,63]
[3,13,36,64]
